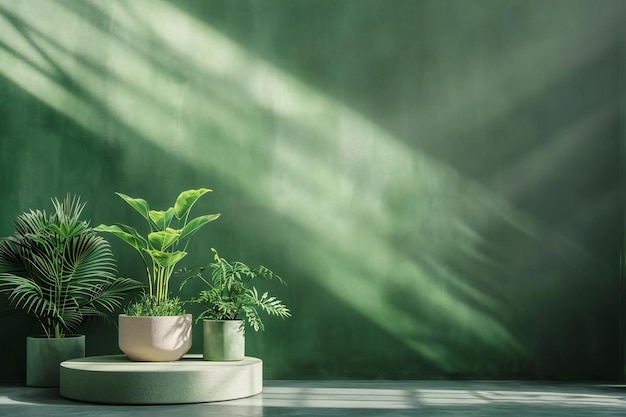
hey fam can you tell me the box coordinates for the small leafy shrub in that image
[124,293,185,316]
[182,248,290,331]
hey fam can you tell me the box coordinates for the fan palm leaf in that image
[0,195,143,337]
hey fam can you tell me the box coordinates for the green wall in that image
[0,0,623,381]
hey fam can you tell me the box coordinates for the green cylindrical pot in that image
[203,320,245,361]
[27,335,85,387]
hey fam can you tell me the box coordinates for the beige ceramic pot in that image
[118,314,192,361]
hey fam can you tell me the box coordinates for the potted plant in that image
[95,188,220,361]
[0,195,142,387]
[181,248,290,361]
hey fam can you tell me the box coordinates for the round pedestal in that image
[59,354,262,404]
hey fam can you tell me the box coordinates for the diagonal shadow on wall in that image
[0,0,622,379]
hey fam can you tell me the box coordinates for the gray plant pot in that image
[26,335,85,387]
[203,320,245,361]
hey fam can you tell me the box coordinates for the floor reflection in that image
[1,380,625,417]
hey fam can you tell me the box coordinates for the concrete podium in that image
[59,354,262,404]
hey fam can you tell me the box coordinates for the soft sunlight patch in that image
[0,0,614,372]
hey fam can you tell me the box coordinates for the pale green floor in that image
[1,380,626,416]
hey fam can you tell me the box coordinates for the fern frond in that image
[242,305,263,332]
[251,288,291,319]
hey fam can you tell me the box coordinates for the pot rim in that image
[119,313,192,318]
[27,334,85,339]
[202,319,244,323]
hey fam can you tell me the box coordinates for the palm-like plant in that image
[182,248,291,331]
[0,195,143,338]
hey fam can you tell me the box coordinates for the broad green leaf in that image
[94,224,147,251]
[174,188,212,219]
[179,214,221,241]
[144,249,187,267]
[149,207,176,230]
[115,193,150,222]
[148,228,181,250]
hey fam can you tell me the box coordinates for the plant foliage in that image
[124,293,185,316]
[95,189,220,313]
[0,195,143,338]
[181,248,290,331]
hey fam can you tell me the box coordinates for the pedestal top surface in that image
[61,354,261,372]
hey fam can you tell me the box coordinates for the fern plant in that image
[0,195,143,338]
[181,248,290,331]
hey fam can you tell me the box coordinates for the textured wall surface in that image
[0,0,623,382]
